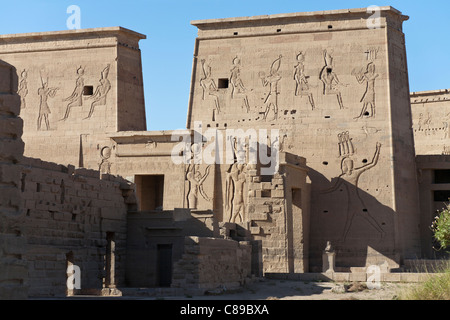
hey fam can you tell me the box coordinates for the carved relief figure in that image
[85,64,111,119]
[280,133,293,152]
[443,146,450,156]
[322,139,384,242]
[353,62,379,119]
[62,66,85,121]
[259,55,282,121]
[424,112,432,131]
[37,75,59,130]
[365,47,379,61]
[362,125,382,138]
[200,59,220,116]
[417,113,424,130]
[99,146,112,175]
[338,131,355,157]
[319,50,346,109]
[230,56,251,112]
[443,113,450,139]
[17,70,28,109]
[293,51,315,110]
[225,163,247,223]
[186,164,211,209]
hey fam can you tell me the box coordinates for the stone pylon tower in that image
[0,27,147,168]
[188,7,421,270]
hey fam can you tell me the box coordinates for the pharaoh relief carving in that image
[225,137,249,223]
[319,50,346,110]
[37,73,59,131]
[230,56,251,113]
[17,70,28,109]
[321,133,384,242]
[259,55,282,121]
[293,51,315,110]
[352,62,379,119]
[61,66,85,121]
[85,64,111,119]
[186,164,211,209]
[200,59,220,119]
[225,163,247,223]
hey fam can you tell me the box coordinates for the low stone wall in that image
[172,236,252,291]
[265,272,435,283]
[20,157,134,297]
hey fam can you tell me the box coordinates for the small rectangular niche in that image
[434,170,450,184]
[261,190,272,198]
[434,190,450,202]
[83,85,94,95]
[218,78,229,89]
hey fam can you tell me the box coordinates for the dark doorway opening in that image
[157,244,173,287]
[135,175,164,211]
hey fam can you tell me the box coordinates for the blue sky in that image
[0,1,448,130]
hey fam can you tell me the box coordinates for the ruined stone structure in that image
[0,60,27,299]
[0,6,449,299]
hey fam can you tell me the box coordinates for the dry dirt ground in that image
[158,279,417,301]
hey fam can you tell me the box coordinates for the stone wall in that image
[171,236,252,291]
[0,60,28,299]
[20,157,134,297]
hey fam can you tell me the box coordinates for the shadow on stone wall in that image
[125,209,218,288]
[0,60,28,300]
[308,167,400,272]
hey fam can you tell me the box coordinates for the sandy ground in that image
[156,279,417,301]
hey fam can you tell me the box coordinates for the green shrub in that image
[431,205,450,251]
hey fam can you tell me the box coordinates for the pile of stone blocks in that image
[171,236,252,292]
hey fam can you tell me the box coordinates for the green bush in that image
[431,205,450,251]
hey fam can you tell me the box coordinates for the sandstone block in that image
[0,95,21,116]
[0,138,24,161]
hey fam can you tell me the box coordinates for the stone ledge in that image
[265,272,436,283]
